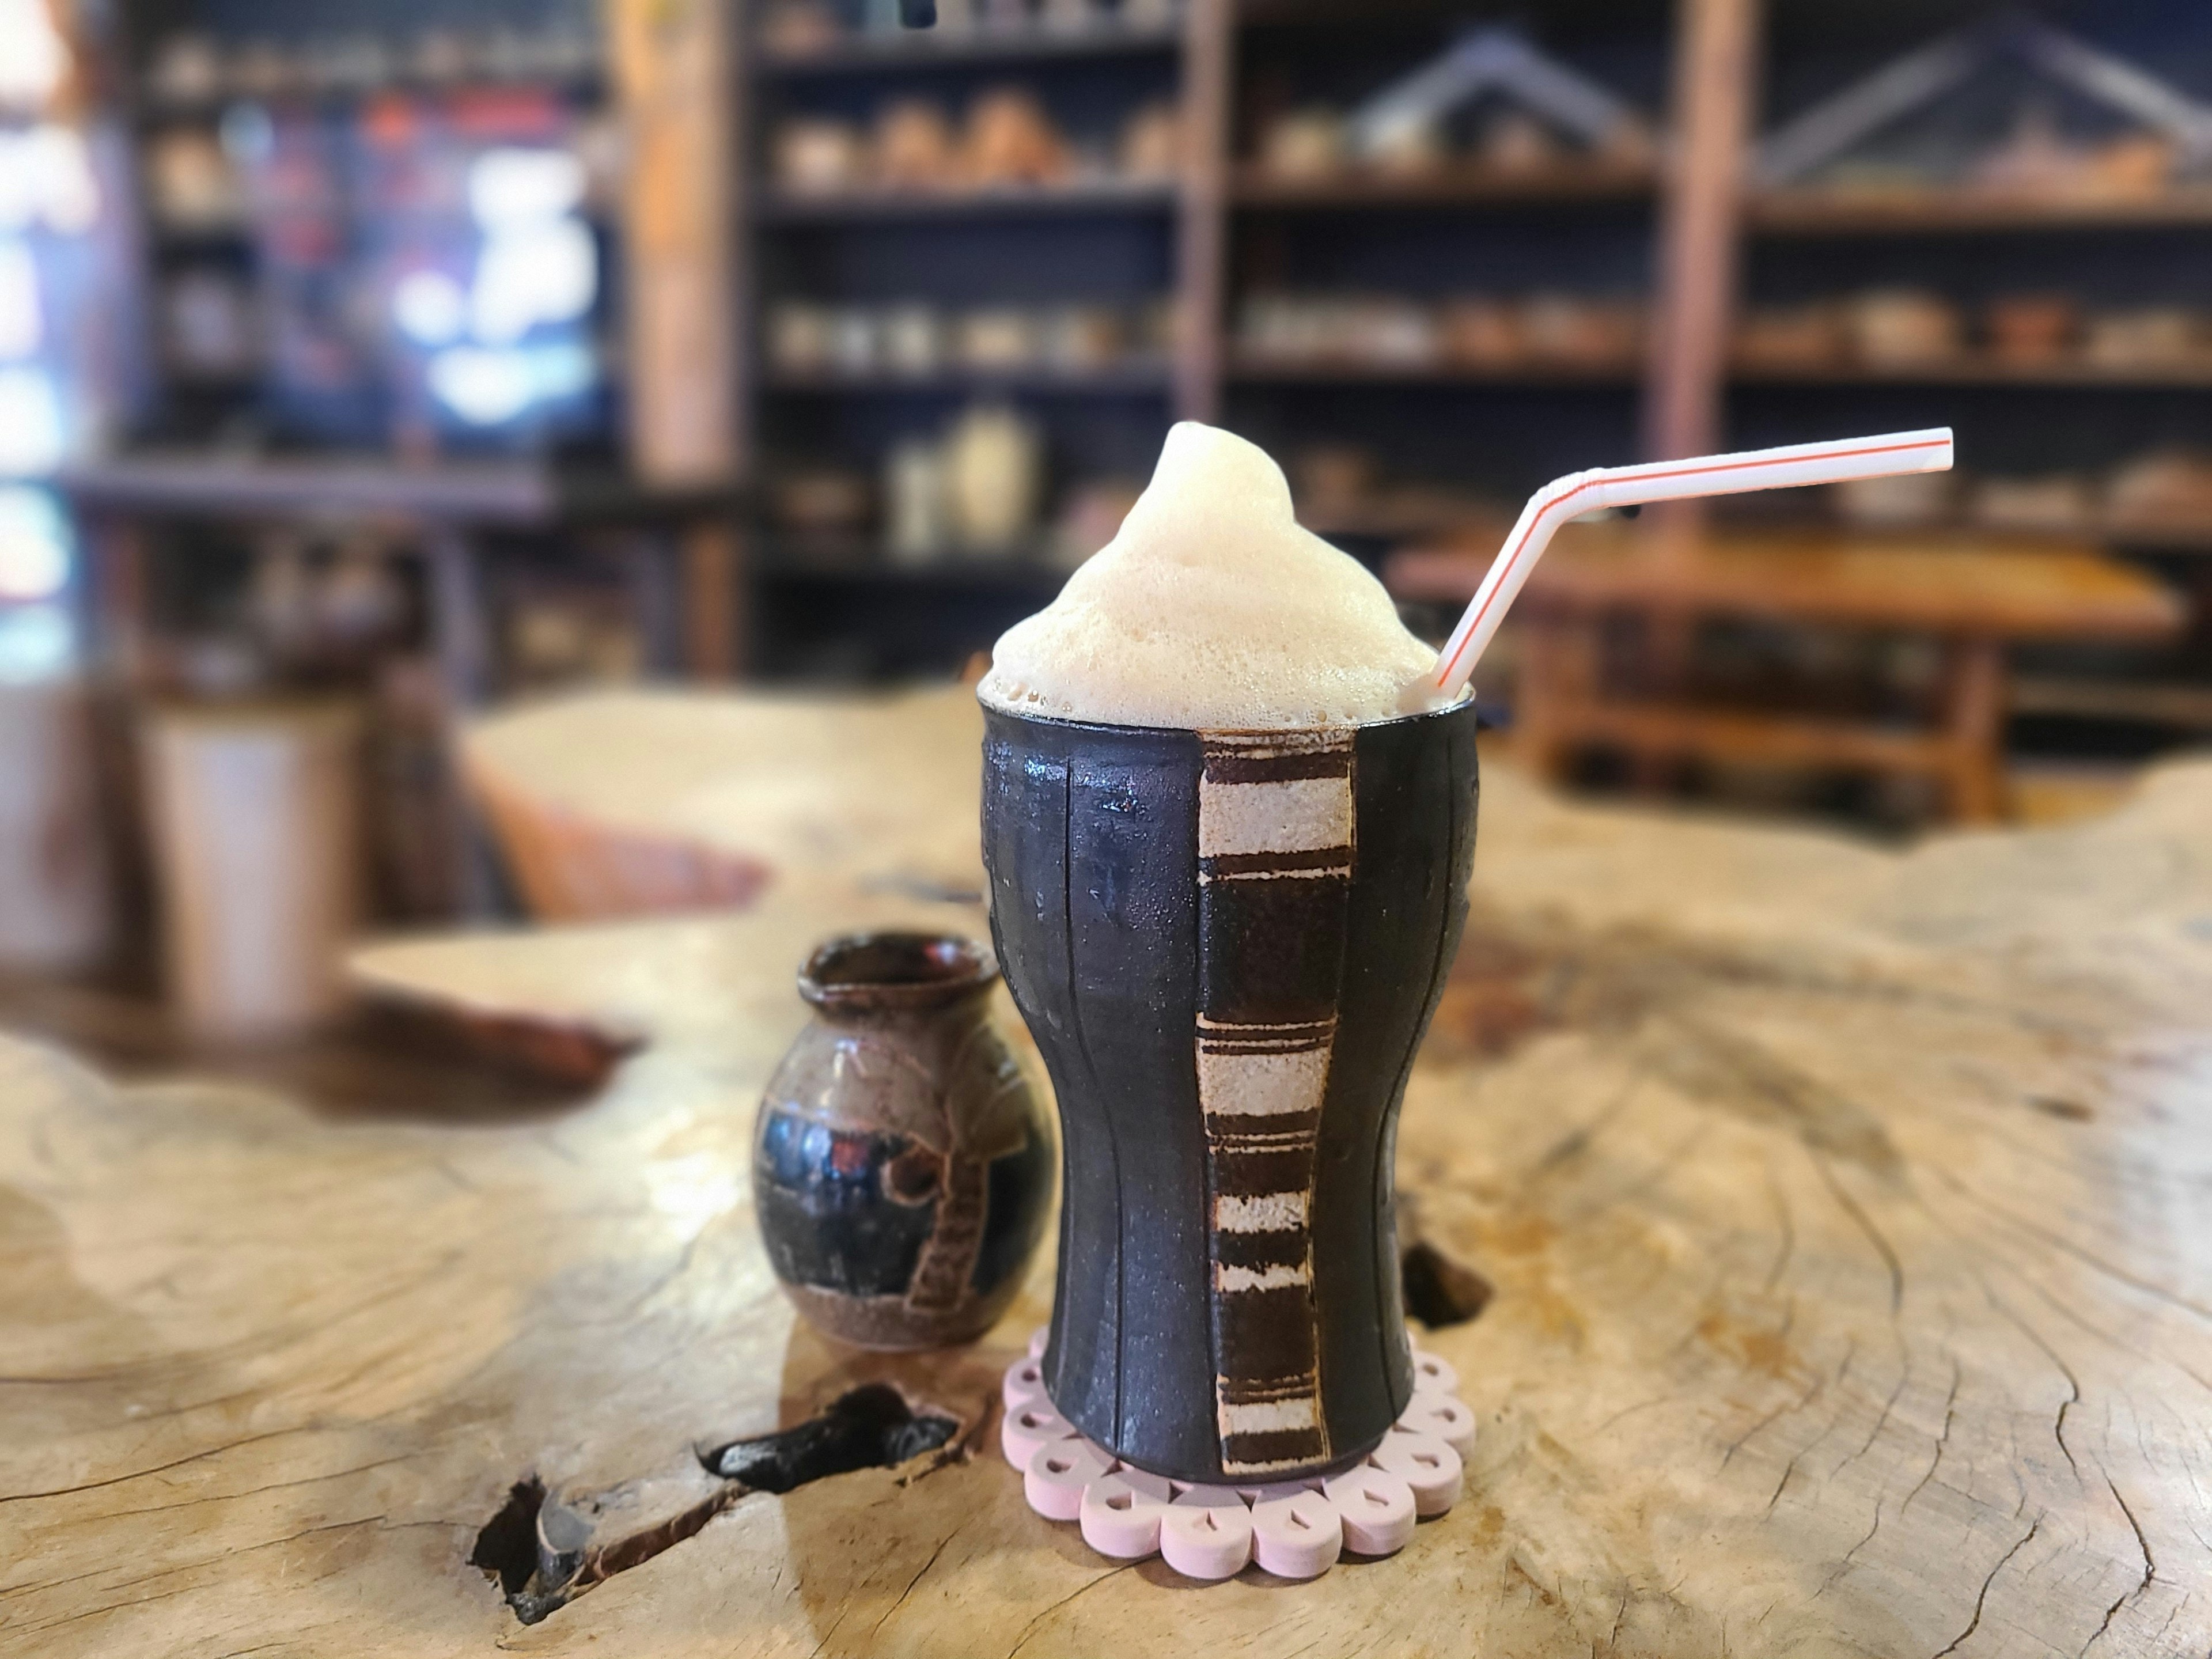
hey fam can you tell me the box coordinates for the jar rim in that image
[798,931,998,1011]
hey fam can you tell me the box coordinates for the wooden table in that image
[5,688,2210,1657]
[60,454,744,703]
[1388,525,2188,823]
[59,454,746,914]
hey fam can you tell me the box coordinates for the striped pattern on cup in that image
[1195,729,1354,1478]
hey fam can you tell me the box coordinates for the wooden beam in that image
[604,0,748,677]
[682,524,741,681]
[1527,698,1961,777]
[1643,0,1762,465]
[1174,0,1232,425]
[604,0,744,486]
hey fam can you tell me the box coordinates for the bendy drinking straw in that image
[1429,428,1956,698]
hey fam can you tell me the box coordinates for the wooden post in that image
[605,0,747,678]
[1643,0,1762,469]
[1631,0,1762,759]
[1944,636,2008,824]
[84,514,147,683]
[682,524,739,682]
[1175,0,1233,425]
[423,525,506,915]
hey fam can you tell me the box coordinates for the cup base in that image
[1001,1335,1475,1584]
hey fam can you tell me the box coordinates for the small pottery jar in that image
[754,933,1053,1350]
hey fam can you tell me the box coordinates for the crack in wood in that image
[1975,1274,2086,1483]
[1000,1563,1139,1659]
[1930,1514,2043,1659]
[2078,1471,2158,1657]
[0,1426,308,1508]
[469,1385,960,1627]
[1933,1165,2212,1327]
[1809,1148,1904,1315]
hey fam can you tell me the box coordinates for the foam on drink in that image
[977,423,1449,730]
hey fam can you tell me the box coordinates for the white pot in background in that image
[141,700,362,1041]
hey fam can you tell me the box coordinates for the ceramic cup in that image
[980,700,1480,1483]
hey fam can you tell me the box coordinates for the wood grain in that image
[5,688,2210,1656]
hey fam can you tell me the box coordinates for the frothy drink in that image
[978,422,1452,730]
[979,423,1479,1484]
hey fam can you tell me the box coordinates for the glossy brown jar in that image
[753,933,1053,1350]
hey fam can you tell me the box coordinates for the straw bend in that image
[1427,427,1954,696]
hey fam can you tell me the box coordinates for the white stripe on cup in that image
[1214,1191,1309,1233]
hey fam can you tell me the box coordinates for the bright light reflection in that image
[0,484,68,599]
[392,268,465,346]
[0,601,72,680]
[467,148,585,228]
[468,218,596,344]
[0,239,39,361]
[0,0,69,109]
[0,366,63,474]
[0,125,98,234]
[410,147,599,423]
[427,342,597,425]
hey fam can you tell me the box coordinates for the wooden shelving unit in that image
[755,179,1181,221]
[724,0,2211,782]
[766,364,1173,394]
[1230,158,1657,208]
[1714,7,2212,771]
[1748,188,2212,235]
[731,1,1694,678]
[1592,3,2212,808]
[737,0,1223,678]
[1225,354,1641,385]
[1730,358,2212,389]
[1218,0,1678,565]
[757,18,1183,74]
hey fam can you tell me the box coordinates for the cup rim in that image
[974,690,1477,740]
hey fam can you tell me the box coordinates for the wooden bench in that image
[1389,525,2187,822]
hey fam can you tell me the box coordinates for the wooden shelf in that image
[1541,699,1963,777]
[1228,352,1640,386]
[756,179,1177,222]
[1747,188,2212,236]
[757,21,1181,74]
[2104,516,2212,551]
[134,68,605,122]
[58,454,739,527]
[1391,528,2187,641]
[149,219,253,249]
[2012,675,2212,729]
[1731,356,2212,389]
[1312,506,1510,544]
[762,362,1171,395]
[1232,160,1657,209]
[755,544,1072,591]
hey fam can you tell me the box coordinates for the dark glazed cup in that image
[981,700,1479,1483]
[753,933,1054,1350]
